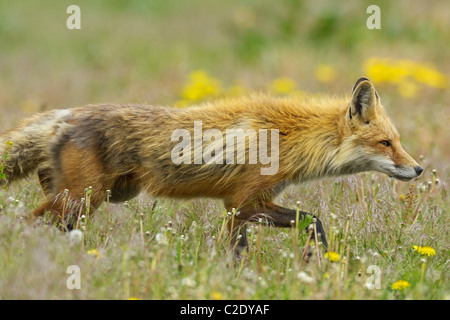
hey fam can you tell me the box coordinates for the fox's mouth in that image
[389,174,415,182]
[386,165,422,181]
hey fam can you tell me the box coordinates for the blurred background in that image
[0,0,449,300]
[0,0,449,169]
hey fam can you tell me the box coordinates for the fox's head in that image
[337,77,423,181]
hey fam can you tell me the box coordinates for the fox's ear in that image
[349,77,379,124]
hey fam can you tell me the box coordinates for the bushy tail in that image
[0,109,72,185]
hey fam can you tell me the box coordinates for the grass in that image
[0,170,447,299]
[0,0,449,300]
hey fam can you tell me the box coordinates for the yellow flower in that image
[211,292,223,300]
[87,248,100,258]
[391,280,410,290]
[413,246,436,257]
[315,64,336,83]
[364,57,391,83]
[127,297,140,300]
[269,77,297,94]
[323,272,331,279]
[291,90,307,99]
[364,57,448,90]
[174,99,192,108]
[226,83,248,97]
[413,65,447,89]
[20,99,40,112]
[5,140,13,149]
[397,80,418,98]
[181,70,222,102]
[324,251,340,262]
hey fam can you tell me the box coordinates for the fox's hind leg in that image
[227,216,248,258]
[224,200,249,258]
[33,142,112,230]
[37,167,54,197]
[109,173,141,203]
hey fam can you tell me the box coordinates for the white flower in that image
[69,229,84,244]
[155,233,167,245]
[181,277,196,288]
[297,272,315,284]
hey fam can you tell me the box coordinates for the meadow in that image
[0,0,448,300]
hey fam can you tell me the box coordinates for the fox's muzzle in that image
[415,166,424,176]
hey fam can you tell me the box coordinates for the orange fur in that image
[0,77,422,254]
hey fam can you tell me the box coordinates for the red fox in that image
[0,77,422,253]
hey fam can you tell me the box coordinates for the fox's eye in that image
[380,140,391,147]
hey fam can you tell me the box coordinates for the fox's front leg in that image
[227,202,328,253]
[261,203,328,249]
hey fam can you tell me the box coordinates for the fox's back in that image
[50,102,263,198]
[28,94,349,200]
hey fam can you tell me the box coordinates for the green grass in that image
[0,171,448,299]
[0,0,449,300]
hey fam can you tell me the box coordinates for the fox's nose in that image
[415,166,424,176]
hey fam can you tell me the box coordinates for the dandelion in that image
[365,57,393,83]
[211,292,223,300]
[324,251,340,262]
[413,65,447,89]
[181,277,196,288]
[364,57,448,93]
[180,70,222,102]
[315,64,336,83]
[20,99,40,112]
[397,80,418,98]
[269,77,297,94]
[297,271,315,284]
[68,229,83,244]
[226,83,247,97]
[413,246,436,257]
[291,89,307,98]
[155,232,167,245]
[391,280,410,290]
[420,258,428,283]
[87,248,100,258]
